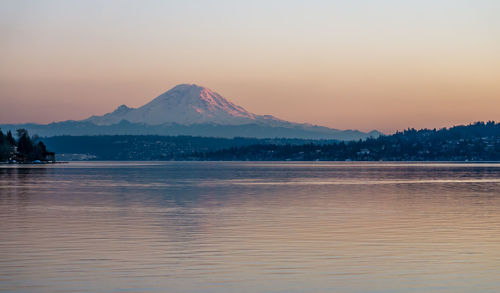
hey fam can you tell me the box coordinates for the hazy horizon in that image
[1,1,499,133]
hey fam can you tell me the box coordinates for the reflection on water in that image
[1,162,500,293]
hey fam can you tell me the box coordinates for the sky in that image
[1,0,499,133]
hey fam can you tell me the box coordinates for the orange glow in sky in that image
[1,1,499,133]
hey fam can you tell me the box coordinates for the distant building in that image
[357,148,370,155]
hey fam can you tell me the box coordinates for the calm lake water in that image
[1,162,500,293]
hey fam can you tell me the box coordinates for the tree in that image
[0,130,11,161]
[16,129,34,161]
[16,128,28,139]
[6,131,15,146]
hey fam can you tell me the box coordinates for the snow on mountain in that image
[86,84,285,126]
[0,83,377,140]
[0,84,382,140]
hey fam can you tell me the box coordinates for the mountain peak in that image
[113,104,132,113]
[8,83,382,140]
[170,83,205,90]
[86,84,260,126]
[81,84,380,140]
[155,83,217,103]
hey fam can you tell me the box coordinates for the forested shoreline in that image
[40,121,499,161]
[197,121,499,161]
[0,129,55,163]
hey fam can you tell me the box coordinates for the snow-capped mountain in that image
[1,84,382,140]
[85,84,283,126]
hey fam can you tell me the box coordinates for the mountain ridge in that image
[1,84,382,140]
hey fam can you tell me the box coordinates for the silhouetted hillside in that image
[42,136,337,161]
[40,122,499,161]
[199,122,500,161]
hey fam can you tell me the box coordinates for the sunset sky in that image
[1,0,499,133]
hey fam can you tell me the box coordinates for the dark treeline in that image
[197,121,500,161]
[0,129,55,163]
[41,121,500,161]
[42,135,337,161]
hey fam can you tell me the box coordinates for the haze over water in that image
[1,162,500,292]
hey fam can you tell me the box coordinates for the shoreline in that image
[0,161,67,165]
